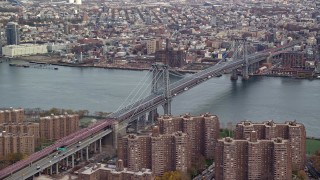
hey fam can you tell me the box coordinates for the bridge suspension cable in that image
[127,67,164,123]
[113,68,154,114]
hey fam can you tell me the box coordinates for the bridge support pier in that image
[163,100,171,115]
[230,70,238,80]
[50,165,53,175]
[56,163,59,174]
[86,146,89,161]
[99,139,102,153]
[72,154,75,168]
[148,109,158,125]
[136,114,146,131]
[242,65,249,80]
[112,122,119,150]
[66,157,69,167]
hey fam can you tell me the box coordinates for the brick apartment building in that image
[215,131,292,180]
[0,108,24,124]
[157,113,220,160]
[118,126,191,176]
[39,114,79,141]
[118,113,220,176]
[235,120,306,171]
[78,160,154,180]
[0,131,34,160]
[0,122,40,146]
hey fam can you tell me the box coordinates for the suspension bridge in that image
[0,38,302,180]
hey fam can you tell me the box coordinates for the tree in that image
[7,153,26,164]
[156,171,190,180]
[311,150,320,172]
[297,170,308,180]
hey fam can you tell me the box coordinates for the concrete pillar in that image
[80,149,83,160]
[86,146,89,161]
[230,69,238,80]
[99,139,102,153]
[66,157,69,167]
[148,109,158,125]
[56,163,59,174]
[242,64,249,80]
[112,122,119,149]
[50,165,53,175]
[137,114,146,131]
[94,141,97,153]
[72,154,75,168]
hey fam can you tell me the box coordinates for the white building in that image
[2,44,48,57]
[75,0,81,4]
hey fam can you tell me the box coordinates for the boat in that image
[54,67,58,70]
[23,65,30,68]
[9,63,15,66]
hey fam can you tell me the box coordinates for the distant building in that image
[155,49,186,68]
[0,132,34,160]
[77,160,154,180]
[281,52,306,69]
[146,39,161,55]
[2,44,48,57]
[6,22,19,45]
[215,132,292,180]
[39,114,79,141]
[235,120,306,171]
[118,126,191,176]
[157,113,220,160]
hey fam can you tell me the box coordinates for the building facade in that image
[0,132,34,160]
[146,39,161,55]
[235,120,306,170]
[215,131,292,180]
[157,113,220,160]
[0,108,25,124]
[6,22,19,45]
[0,122,40,145]
[39,114,79,141]
[2,44,48,57]
[155,49,186,68]
[118,126,191,176]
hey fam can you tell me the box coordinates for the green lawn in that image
[219,129,234,138]
[306,139,320,155]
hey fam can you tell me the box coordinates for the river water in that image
[0,61,319,136]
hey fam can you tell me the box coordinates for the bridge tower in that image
[230,38,249,80]
[242,39,249,80]
[148,63,171,124]
[230,39,243,80]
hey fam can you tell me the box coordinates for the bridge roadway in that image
[0,40,301,180]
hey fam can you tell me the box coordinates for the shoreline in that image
[2,57,318,79]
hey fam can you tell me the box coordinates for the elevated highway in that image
[0,39,302,180]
